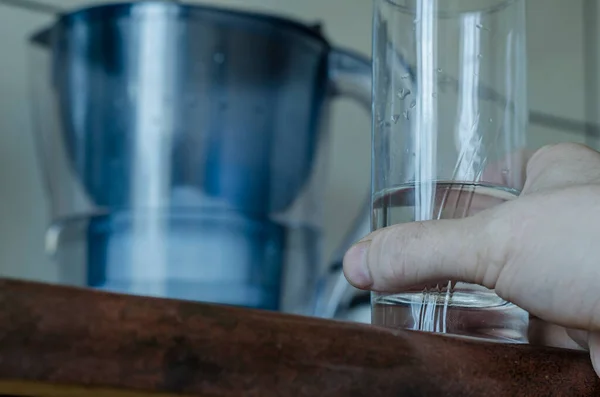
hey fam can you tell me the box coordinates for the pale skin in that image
[343,142,600,376]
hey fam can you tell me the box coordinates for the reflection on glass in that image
[371,0,529,343]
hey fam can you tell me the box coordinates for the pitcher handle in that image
[312,202,371,320]
[328,48,372,109]
[312,47,415,320]
[311,48,372,320]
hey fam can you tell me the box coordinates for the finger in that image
[345,188,600,333]
[343,211,507,292]
[567,328,591,350]
[480,149,533,190]
[523,143,600,194]
[528,318,585,350]
[589,332,600,377]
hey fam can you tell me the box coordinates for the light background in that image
[0,0,597,281]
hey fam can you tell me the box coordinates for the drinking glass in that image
[371,0,529,342]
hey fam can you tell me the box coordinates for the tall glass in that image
[371,0,529,342]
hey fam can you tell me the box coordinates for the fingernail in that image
[343,241,373,288]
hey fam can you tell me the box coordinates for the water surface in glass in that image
[371,0,528,342]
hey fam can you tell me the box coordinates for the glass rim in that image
[383,0,519,17]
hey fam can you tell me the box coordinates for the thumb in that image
[343,211,507,293]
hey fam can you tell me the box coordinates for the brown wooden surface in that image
[0,278,598,397]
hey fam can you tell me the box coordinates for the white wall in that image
[0,0,594,281]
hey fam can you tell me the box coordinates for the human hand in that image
[343,143,600,375]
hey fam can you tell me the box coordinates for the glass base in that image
[372,288,529,343]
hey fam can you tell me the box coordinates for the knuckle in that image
[476,209,513,290]
[529,143,596,170]
[526,144,558,174]
[525,143,600,192]
[525,145,557,185]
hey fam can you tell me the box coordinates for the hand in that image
[343,143,600,375]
